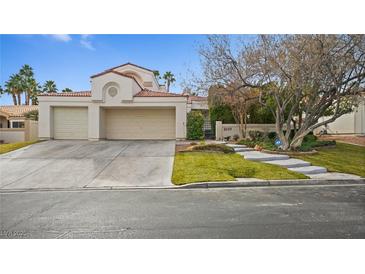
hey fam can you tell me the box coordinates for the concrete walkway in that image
[227,144,362,179]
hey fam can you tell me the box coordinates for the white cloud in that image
[80,34,95,50]
[50,34,72,42]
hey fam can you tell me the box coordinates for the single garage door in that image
[53,107,88,139]
[105,108,175,139]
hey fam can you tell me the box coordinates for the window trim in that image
[11,120,25,129]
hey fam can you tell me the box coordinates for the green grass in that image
[0,141,38,154]
[172,152,307,185]
[295,142,365,177]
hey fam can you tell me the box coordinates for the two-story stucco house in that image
[38,63,208,140]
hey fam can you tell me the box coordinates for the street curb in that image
[175,178,365,189]
[0,178,364,193]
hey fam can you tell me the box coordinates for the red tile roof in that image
[187,95,207,103]
[36,89,186,98]
[135,89,187,97]
[38,91,92,97]
[0,105,38,117]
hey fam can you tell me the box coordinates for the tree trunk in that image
[166,81,170,92]
[289,128,311,150]
[275,108,290,150]
[25,91,30,105]
[17,93,22,105]
[12,94,17,105]
[298,112,303,128]
[276,125,290,150]
[239,114,245,139]
[244,109,247,138]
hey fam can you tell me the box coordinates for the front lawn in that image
[172,152,307,185]
[294,143,365,177]
[0,141,38,154]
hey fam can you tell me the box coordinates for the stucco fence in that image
[0,120,38,144]
[215,121,277,141]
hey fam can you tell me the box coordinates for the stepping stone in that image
[288,166,327,175]
[240,151,289,161]
[234,147,254,152]
[226,144,247,148]
[263,158,311,168]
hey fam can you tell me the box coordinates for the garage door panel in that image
[105,108,175,139]
[53,107,88,139]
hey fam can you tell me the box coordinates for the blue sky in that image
[0,34,255,105]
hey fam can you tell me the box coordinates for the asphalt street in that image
[1,184,364,238]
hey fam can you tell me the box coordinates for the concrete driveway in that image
[0,140,175,189]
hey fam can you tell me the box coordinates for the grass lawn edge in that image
[0,141,39,155]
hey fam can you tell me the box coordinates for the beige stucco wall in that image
[0,116,8,128]
[113,64,160,90]
[0,120,38,143]
[24,120,38,141]
[313,97,365,135]
[91,73,141,102]
[0,129,25,143]
[38,96,187,140]
[215,122,277,140]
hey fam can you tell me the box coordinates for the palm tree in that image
[29,79,42,105]
[43,80,58,93]
[19,64,35,105]
[153,70,160,79]
[62,88,73,92]
[163,71,176,92]
[5,74,23,105]
[0,85,3,96]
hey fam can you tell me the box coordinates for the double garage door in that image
[53,107,176,140]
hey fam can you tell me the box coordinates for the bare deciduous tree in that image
[199,35,365,150]
[208,84,258,138]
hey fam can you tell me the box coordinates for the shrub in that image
[303,134,317,143]
[191,144,234,154]
[300,139,336,151]
[233,134,240,141]
[248,130,265,141]
[267,131,276,140]
[187,111,204,140]
[238,138,276,151]
[24,110,39,121]
[209,105,235,133]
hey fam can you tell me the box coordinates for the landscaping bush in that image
[233,134,240,141]
[238,139,276,151]
[209,105,235,133]
[187,111,204,140]
[239,129,336,152]
[267,131,276,140]
[191,144,234,154]
[248,130,265,141]
[24,110,39,121]
[238,139,256,147]
[300,139,336,151]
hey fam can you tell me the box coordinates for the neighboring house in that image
[0,105,39,143]
[314,93,365,135]
[38,63,208,140]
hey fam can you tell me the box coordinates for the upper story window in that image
[11,121,25,128]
